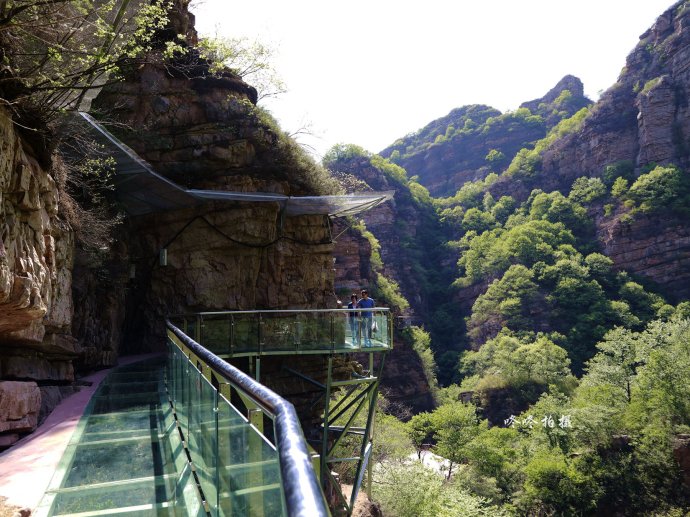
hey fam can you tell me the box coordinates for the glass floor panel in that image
[37,357,201,517]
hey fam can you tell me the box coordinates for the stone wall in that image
[0,107,76,447]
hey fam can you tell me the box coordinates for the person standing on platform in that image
[357,289,376,346]
[347,294,359,344]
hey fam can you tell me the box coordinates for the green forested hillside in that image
[380,75,591,197]
[326,5,690,512]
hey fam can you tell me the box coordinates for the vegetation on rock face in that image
[335,64,690,515]
[0,0,174,124]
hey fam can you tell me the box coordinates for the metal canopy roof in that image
[75,112,393,217]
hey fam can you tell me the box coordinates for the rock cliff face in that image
[538,5,690,187]
[487,3,690,296]
[596,211,690,300]
[75,48,359,434]
[90,59,339,351]
[0,107,77,446]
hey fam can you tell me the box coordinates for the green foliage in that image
[375,274,409,311]
[461,207,497,233]
[370,154,409,184]
[485,149,506,164]
[625,318,690,431]
[0,0,173,119]
[490,196,516,223]
[374,462,509,517]
[505,108,589,178]
[456,219,575,285]
[582,327,640,403]
[407,411,435,459]
[569,176,607,204]
[602,159,634,186]
[528,190,589,235]
[519,451,600,515]
[409,180,433,205]
[467,265,539,343]
[431,401,487,479]
[627,164,690,214]
[463,426,524,495]
[641,76,663,94]
[460,333,574,397]
[322,143,370,169]
[402,326,439,398]
[553,89,573,107]
[611,176,629,198]
[249,105,340,195]
[197,36,285,100]
[356,225,411,312]
[382,104,501,161]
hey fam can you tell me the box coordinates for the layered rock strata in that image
[0,107,76,445]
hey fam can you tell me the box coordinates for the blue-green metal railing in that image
[166,321,329,517]
[169,308,392,358]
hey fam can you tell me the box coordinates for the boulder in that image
[0,381,40,433]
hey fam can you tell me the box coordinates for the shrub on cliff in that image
[0,0,173,123]
[627,164,690,214]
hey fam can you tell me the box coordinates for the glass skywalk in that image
[36,357,202,516]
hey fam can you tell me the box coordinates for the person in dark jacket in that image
[357,289,375,345]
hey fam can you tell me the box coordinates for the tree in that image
[463,426,524,495]
[198,36,285,100]
[510,337,571,385]
[432,401,486,479]
[569,176,606,204]
[0,0,172,120]
[462,207,496,233]
[407,412,435,460]
[485,149,506,165]
[628,164,690,213]
[468,265,539,344]
[582,327,640,403]
[520,450,600,515]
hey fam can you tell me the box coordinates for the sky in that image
[191,1,677,159]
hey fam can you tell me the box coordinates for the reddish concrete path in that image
[0,354,161,513]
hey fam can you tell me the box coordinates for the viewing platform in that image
[170,308,392,357]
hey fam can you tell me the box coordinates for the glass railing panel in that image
[214,391,286,516]
[188,371,219,516]
[201,314,231,355]
[218,472,284,517]
[295,312,332,351]
[174,462,206,517]
[173,346,189,438]
[231,314,260,354]
[166,322,330,517]
[261,313,298,353]
[174,309,392,355]
[371,311,389,348]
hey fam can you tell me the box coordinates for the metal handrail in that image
[166,320,329,517]
[173,308,389,316]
